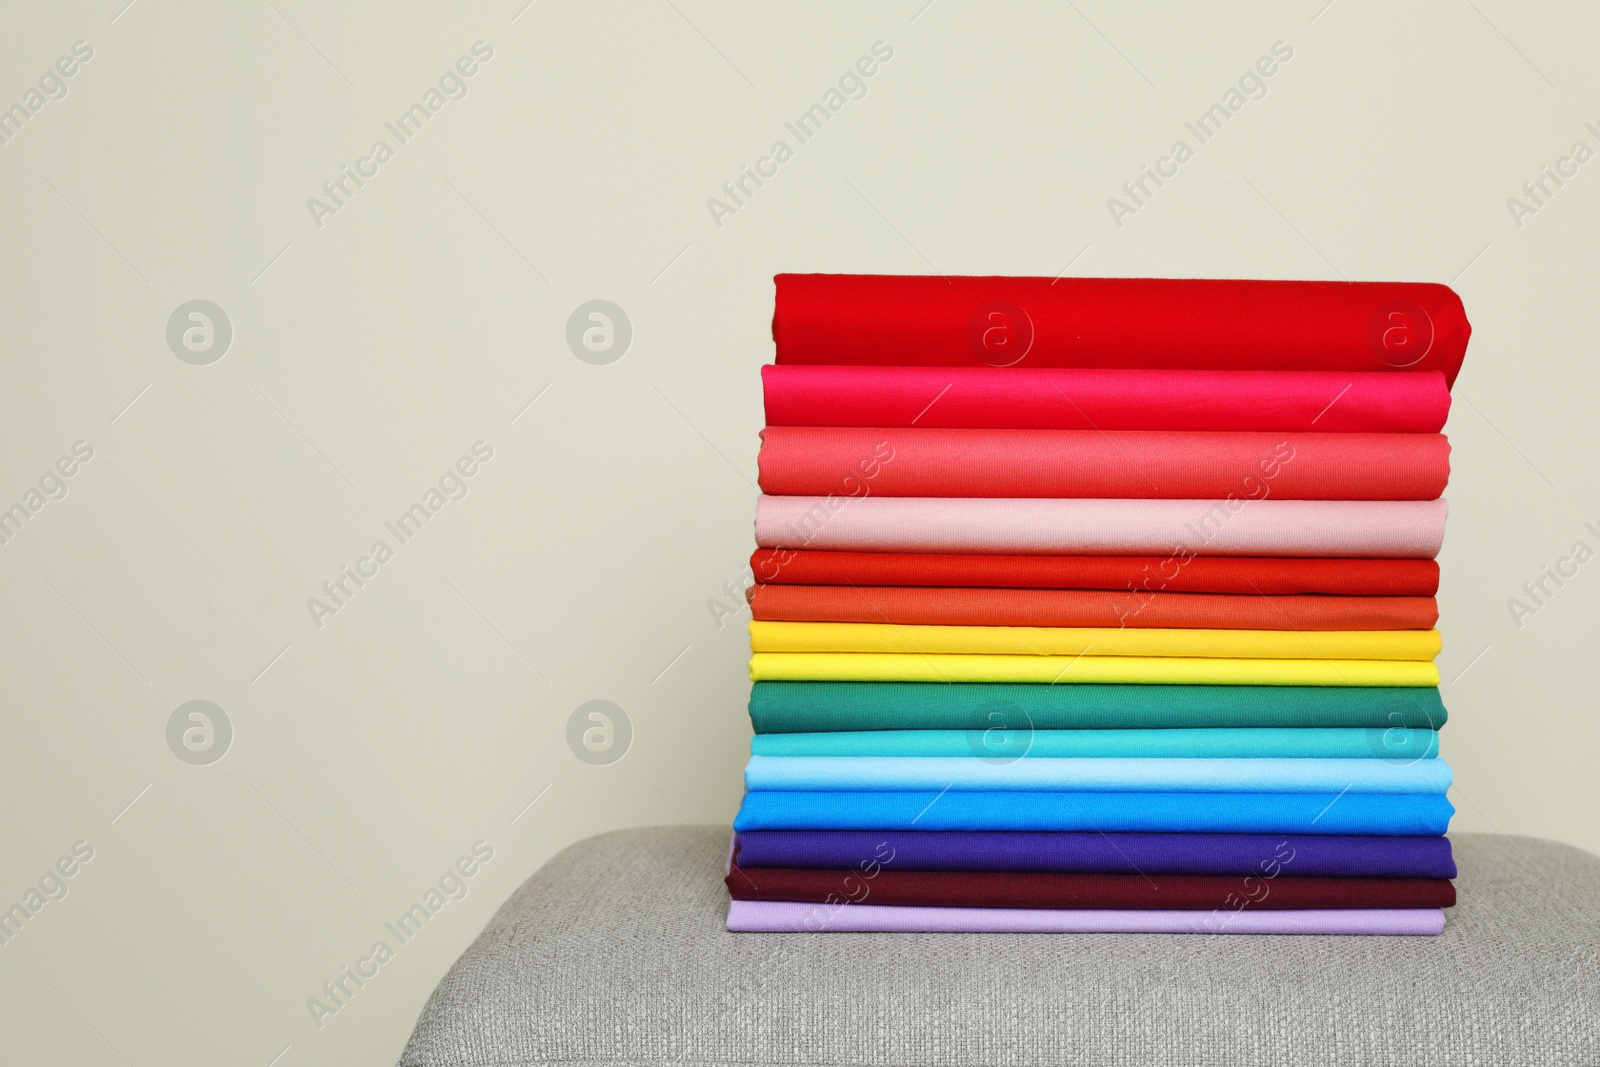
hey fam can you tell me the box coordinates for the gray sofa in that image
[400,827,1600,1066]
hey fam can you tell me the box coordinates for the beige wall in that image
[2,1,1596,1063]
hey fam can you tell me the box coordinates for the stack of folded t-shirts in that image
[728,275,1470,935]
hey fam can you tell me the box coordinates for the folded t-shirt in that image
[751,727,1440,761]
[748,682,1449,732]
[757,427,1450,500]
[749,550,1442,596]
[755,496,1448,558]
[725,864,1456,910]
[727,899,1448,935]
[749,653,1441,687]
[742,755,1452,795]
[731,790,1455,835]
[748,621,1442,660]
[761,365,1454,433]
[772,274,1470,386]
[732,830,1459,878]
[749,585,1439,631]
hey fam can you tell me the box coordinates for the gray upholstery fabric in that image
[400,827,1600,1066]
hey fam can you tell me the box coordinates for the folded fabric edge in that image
[724,899,1446,935]
[747,622,1443,660]
[748,654,1443,687]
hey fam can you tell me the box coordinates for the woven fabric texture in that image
[399,827,1600,1067]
